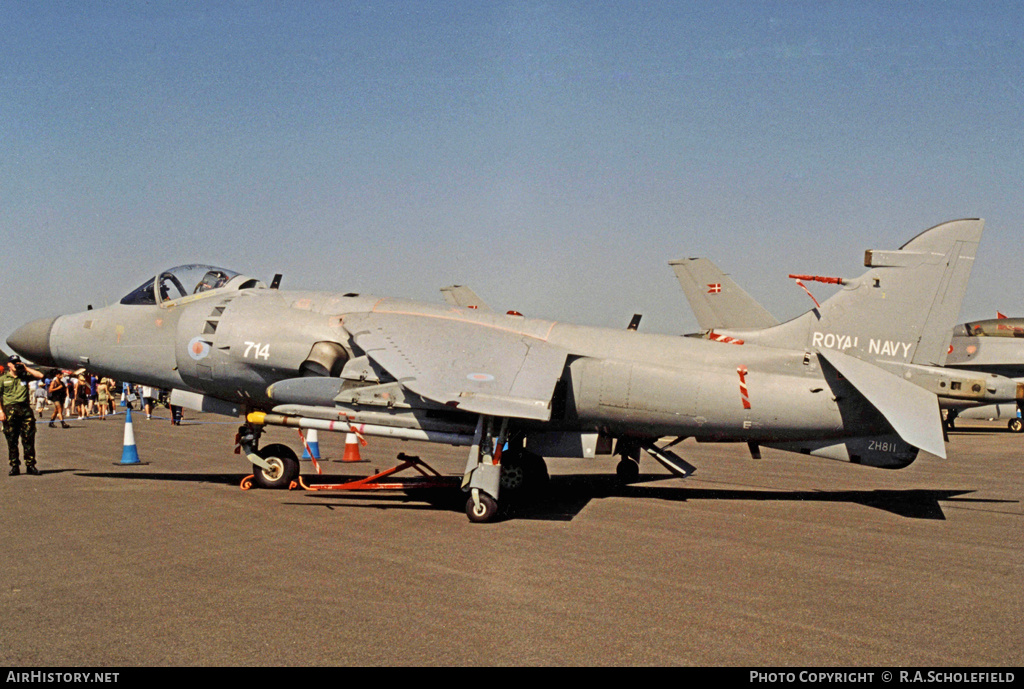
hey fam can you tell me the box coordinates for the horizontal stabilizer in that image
[817,348,946,459]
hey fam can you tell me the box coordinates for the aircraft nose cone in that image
[7,317,57,367]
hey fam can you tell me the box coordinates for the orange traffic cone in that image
[342,432,362,462]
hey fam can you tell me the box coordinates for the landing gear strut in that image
[461,416,510,523]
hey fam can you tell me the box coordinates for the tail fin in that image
[717,219,984,366]
[669,257,779,330]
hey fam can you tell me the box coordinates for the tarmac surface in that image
[1,407,1021,667]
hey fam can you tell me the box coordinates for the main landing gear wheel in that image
[465,492,499,523]
[500,450,549,496]
[251,443,300,489]
[1009,418,1023,433]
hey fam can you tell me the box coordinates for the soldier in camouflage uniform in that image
[1,355,44,476]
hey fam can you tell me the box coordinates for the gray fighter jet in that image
[944,317,1024,431]
[671,233,1024,432]
[8,219,1014,522]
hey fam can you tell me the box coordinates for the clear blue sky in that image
[2,1,1022,342]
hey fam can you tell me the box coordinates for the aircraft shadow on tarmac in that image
[75,470,1013,522]
[272,473,1010,522]
[77,471,250,487]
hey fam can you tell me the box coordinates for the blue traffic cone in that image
[302,428,321,459]
[120,408,142,465]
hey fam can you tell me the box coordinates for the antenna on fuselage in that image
[270,274,282,289]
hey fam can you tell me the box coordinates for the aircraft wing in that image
[342,312,567,420]
[669,257,779,330]
[440,285,493,312]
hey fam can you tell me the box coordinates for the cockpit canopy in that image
[953,318,1024,338]
[120,265,265,306]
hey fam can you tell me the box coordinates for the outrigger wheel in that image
[251,443,300,489]
[616,458,640,483]
[615,438,642,484]
[1009,418,1023,433]
[466,491,499,523]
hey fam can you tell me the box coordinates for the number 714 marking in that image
[243,341,270,360]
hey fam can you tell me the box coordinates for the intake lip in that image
[6,317,58,368]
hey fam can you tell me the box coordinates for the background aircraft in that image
[945,317,1024,431]
[8,220,1011,522]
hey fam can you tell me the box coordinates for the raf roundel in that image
[467,373,495,382]
[188,337,212,361]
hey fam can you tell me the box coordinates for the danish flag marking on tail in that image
[737,366,752,410]
[707,283,722,293]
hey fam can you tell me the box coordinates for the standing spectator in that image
[95,377,111,420]
[1,355,44,475]
[74,374,89,419]
[63,376,75,418]
[102,378,116,415]
[87,374,99,416]
[124,383,137,410]
[47,372,70,428]
[33,380,48,418]
[141,385,155,419]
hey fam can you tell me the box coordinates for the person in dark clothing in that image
[1,355,45,475]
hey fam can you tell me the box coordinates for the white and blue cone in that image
[302,428,321,460]
[120,408,142,465]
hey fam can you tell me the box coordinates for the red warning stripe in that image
[709,331,745,345]
[737,364,753,409]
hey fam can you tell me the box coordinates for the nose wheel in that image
[250,443,300,489]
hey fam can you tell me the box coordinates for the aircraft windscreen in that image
[120,278,159,306]
[119,265,240,306]
[966,319,1024,338]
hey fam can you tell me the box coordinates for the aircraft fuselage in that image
[25,285,908,466]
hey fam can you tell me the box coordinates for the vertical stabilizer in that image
[669,257,780,330]
[717,219,983,366]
